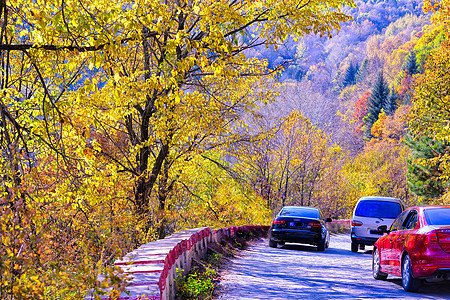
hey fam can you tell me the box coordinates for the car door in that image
[390,210,418,275]
[383,210,409,274]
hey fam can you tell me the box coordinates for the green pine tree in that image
[403,51,418,75]
[405,134,448,200]
[384,89,398,115]
[365,71,390,138]
[343,62,358,87]
[356,58,368,82]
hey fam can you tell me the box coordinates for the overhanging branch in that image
[0,33,158,52]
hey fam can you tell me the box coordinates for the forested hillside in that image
[239,0,449,217]
[0,0,449,298]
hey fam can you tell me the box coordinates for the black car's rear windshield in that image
[424,208,450,225]
[279,207,319,219]
[354,200,402,219]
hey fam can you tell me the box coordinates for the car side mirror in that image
[377,225,389,234]
[325,217,332,223]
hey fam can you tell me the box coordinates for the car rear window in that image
[424,208,450,225]
[279,208,319,219]
[354,200,402,219]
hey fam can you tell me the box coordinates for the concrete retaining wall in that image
[86,225,269,300]
[328,219,351,232]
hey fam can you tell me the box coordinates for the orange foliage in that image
[353,91,371,131]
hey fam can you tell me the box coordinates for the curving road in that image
[218,234,450,299]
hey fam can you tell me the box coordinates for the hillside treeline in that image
[0,0,449,298]
[253,0,450,216]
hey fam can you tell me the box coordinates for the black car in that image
[269,206,332,251]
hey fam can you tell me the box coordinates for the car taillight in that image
[437,231,450,243]
[309,221,321,228]
[273,219,285,225]
[351,220,363,226]
[427,232,438,243]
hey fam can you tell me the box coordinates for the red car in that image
[372,205,450,292]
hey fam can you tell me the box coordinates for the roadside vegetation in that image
[0,0,353,298]
[175,229,267,299]
[0,0,449,298]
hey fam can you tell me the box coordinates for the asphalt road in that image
[217,234,450,299]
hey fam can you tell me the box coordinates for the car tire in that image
[372,248,388,280]
[317,241,325,251]
[278,241,285,246]
[402,254,421,292]
[269,239,277,248]
[325,240,329,249]
[351,242,358,252]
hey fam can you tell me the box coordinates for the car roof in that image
[407,205,450,211]
[280,206,319,210]
[357,196,402,203]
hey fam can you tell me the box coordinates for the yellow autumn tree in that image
[0,0,353,215]
[234,111,341,216]
[371,110,387,138]
[408,0,450,204]
[273,111,331,209]
[342,105,415,211]
[0,0,355,298]
[169,151,271,229]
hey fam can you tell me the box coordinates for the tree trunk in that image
[157,160,169,239]
[134,143,169,215]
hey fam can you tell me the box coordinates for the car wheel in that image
[402,254,421,292]
[372,248,388,280]
[325,240,329,248]
[269,239,277,248]
[278,241,285,246]
[351,242,358,252]
[317,241,325,251]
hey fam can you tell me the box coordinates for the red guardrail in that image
[86,225,269,300]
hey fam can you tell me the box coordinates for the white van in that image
[350,196,404,252]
